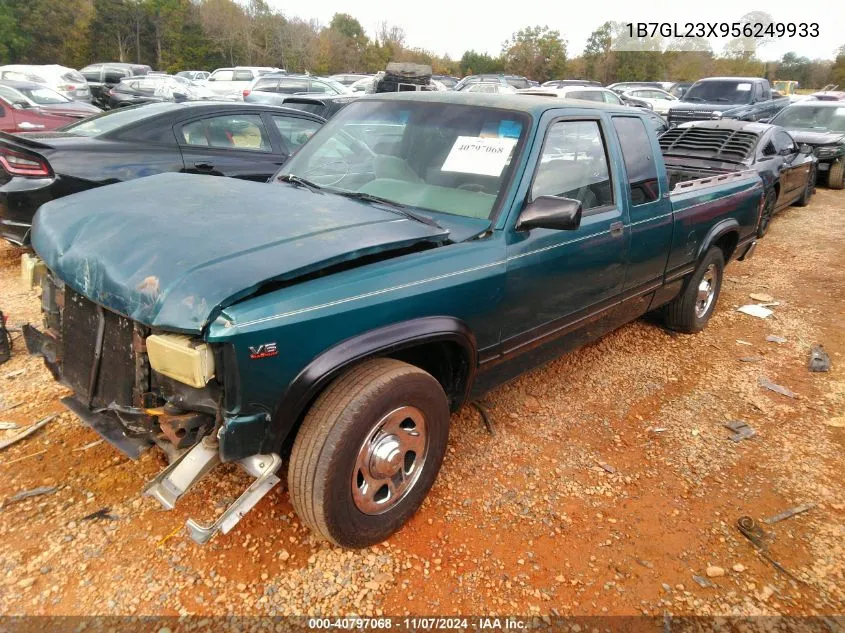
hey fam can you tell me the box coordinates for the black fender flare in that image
[262,316,478,453]
[697,218,740,261]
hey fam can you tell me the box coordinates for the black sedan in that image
[0,102,324,245]
[660,119,817,237]
[767,101,845,189]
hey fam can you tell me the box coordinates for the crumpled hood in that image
[784,129,845,146]
[32,173,450,333]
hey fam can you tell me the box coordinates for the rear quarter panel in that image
[665,172,762,274]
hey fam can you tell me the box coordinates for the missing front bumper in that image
[61,396,154,460]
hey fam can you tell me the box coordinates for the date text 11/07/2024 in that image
[625,22,819,38]
[308,618,527,630]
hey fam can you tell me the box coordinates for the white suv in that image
[0,64,92,102]
[204,67,281,99]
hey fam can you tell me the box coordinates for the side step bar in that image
[143,438,282,544]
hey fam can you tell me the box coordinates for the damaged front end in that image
[24,271,220,460]
[24,269,281,544]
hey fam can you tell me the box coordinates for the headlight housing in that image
[146,333,215,388]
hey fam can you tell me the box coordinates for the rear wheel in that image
[827,161,844,190]
[663,247,725,334]
[288,358,450,548]
[756,188,777,237]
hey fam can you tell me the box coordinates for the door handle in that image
[194,162,214,171]
[610,221,624,237]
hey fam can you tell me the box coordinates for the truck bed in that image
[665,163,743,190]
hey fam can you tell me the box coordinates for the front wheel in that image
[288,358,450,548]
[827,161,844,190]
[757,188,776,237]
[663,247,725,334]
[793,165,815,207]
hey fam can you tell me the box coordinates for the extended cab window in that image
[612,116,660,205]
[531,120,613,211]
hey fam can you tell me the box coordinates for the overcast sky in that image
[266,0,843,62]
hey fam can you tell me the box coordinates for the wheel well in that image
[713,231,739,262]
[387,341,471,411]
[276,340,473,456]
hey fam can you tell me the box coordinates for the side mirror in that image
[517,196,583,231]
[759,117,771,124]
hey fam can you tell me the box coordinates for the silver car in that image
[0,64,92,102]
[204,67,281,99]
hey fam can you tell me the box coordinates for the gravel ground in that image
[0,190,842,618]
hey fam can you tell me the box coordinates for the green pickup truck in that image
[24,92,763,548]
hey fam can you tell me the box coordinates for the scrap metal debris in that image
[692,575,715,588]
[471,401,495,435]
[0,421,20,430]
[0,415,58,451]
[0,310,11,365]
[808,345,831,372]
[3,369,24,379]
[737,305,773,319]
[73,439,104,452]
[736,516,803,583]
[749,293,775,303]
[724,420,756,442]
[763,504,815,525]
[736,339,753,346]
[595,460,617,474]
[758,377,796,399]
[766,335,787,344]
[3,486,57,507]
[80,507,117,522]
[739,355,764,363]
[0,400,23,412]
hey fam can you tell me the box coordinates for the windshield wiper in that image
[277,173,322,192]
[335,191,444,229]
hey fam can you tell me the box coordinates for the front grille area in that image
[668,109,716,125]
[660,127,759,161]
[62,288,140,408]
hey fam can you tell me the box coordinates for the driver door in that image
[499,116,629,348]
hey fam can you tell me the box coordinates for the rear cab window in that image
[233,70,255,82]
[612,116,660,205]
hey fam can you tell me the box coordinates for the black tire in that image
[288,358,450,548]
[757,188,776,237]
[827,161,844,190]
[663,247,725,334]
[793,166,815,207]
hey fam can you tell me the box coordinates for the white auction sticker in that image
[441,136,518,177]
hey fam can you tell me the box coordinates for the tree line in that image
[1,0,843,88]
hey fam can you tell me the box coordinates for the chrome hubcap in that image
[352,406,427,515]
[695,265,717,318]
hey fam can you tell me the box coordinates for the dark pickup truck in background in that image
[24,93,762,549]
[668,77,790,127]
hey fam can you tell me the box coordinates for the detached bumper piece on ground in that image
[143,438,282,544]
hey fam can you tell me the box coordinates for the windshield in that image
[683,81,753,104]
[278,100,529,220]
[771,105,845,132]
[61,102,175,136]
